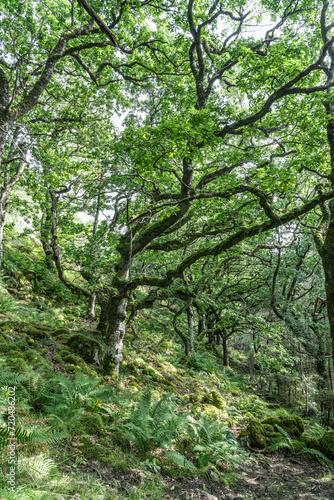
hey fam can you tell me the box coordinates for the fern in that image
[0,372,28,388]
[186,415,249,470]
[165,450,196,470]
[299,447,332,464]
[0,424,68,450]
[120,390,187,453]
[18,453,57,479]
[267,424,294,453]
[28,373,112,420]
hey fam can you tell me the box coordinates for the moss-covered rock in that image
[161,379,176,390]
[7,357,27,373]
[188,394,202,404]
[65,363,81,373]
[301,435,321,450]
[63,353,85,366]
[72,412,105,437]
[202,404,222,421]
[241,420,267,449]
[24,350,44,367]
[56,334,71,342]
[57,348,71,357]
[52,328,71,336]
[0,343,10,354]
[8,350,24,358]
[20,325,50,339]
[123,361,140,377]
[202,390,226,411]
[67,334,102,364]
[319,432,334,460]
[79,436,114,463]
[142,365,162,380]
[52,354,62,364]
[261,415,304,438]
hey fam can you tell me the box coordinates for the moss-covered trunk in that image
[222,334,229,367]
[321,202,334,365]
[101,294,128,375]
[0,204,5,270]
[98,257,130,374]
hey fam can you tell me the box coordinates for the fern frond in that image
[268,437,293,453]
[165,451,196,470]
[299,447,332,464]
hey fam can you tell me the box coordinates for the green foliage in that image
[188,415,250,470]
[119,390,185,453]
[35,373,111,423]
[267,424,295,453]
[0,425,67,451]
[185,351,220,374]
[165,450,196,470]
[202,390,226,410]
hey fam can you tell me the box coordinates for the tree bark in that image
[101,294,128,375]
[222,334,229,367]
[0,204,6,269]
[187,305,194,352]
[320,204,334,365]
[249,348,256,383]
[40,196,54,270]
[87,291,96,320]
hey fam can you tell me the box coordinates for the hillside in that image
[0,233,333,500]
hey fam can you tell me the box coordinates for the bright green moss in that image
[73,412,105,437]
[7,357,27,373]
[202,404,222,421]
[202,390,226,411]
[261,415,304,438]
[319,432,334,460]
[52,328,71,336]
[63,353,85,365]
[239,420,267,449]
[188,394,202,404]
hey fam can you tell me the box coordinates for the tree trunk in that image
[222,334,229,367]
[249,348,256,383]
[98,256,130,374]
[87,292,96,320]
[101,294,128,375]
[0,204,6,270]
[187,305,194,352]
[322,207,334,366]
[40,198,54,270]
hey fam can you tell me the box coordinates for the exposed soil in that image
[73,451,334,500]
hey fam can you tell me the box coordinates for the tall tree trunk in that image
[101,294,128,375]
[0,204,6,269]
[86,187,102,321]
[187,305,194,352]
[249,347,256,383]
[87,291,96,320]
[222,333,229,367]
[98,256,130,374]
[321,215,334,366]
[40,196,54,270]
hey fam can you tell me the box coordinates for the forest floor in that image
[67,449,334,500]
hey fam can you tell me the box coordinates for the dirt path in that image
[77,451,334,500]
[170,452,334,499]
